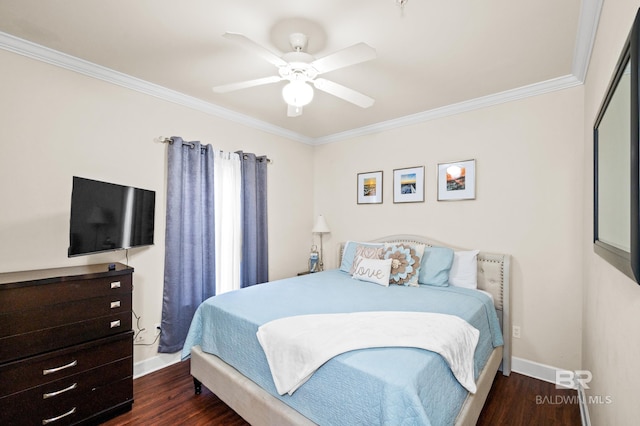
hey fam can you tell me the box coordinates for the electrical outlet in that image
[512,325,521,339]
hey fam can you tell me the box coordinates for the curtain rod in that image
[157,137,271,163]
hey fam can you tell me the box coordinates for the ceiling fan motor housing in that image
[280,51,317,81]
[288,32,308,51]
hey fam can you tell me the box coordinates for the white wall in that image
[313,86,585,371]
[583,1,640,424]
[0,49,314,363]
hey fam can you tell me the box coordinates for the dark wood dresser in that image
[0,263,134,425]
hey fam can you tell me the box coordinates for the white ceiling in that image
[0,0,595,143]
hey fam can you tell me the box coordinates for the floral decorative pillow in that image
[384,243,425,287]
[350,245,385,275]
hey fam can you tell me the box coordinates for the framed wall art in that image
[437,159,476,201]
[357,171,383,204]
[393,166,424,203]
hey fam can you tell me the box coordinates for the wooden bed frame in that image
[190,235,511,425]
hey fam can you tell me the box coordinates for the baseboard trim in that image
[512,356,592,425]
[577,383,592,426]
[511,356,576,389]
[133,352,181,379]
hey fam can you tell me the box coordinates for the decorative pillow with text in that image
[352,257,392,286]
[350,244,385,275]
[339,241,385,273]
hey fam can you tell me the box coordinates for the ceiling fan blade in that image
[313,78,375,108]
[212,75,283,93]
[311,42,376,74]
[287,104,303,117]
[222,32,288,68]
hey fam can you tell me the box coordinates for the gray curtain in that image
[237,151,269,287]
[158,137,216,353]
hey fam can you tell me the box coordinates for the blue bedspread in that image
[182,270,503,426]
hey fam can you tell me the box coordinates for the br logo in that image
[556,370,593,389]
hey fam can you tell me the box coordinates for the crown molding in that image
[0,31,314,145]
[571,0,604,82]
[1,0,602,147]
[315,0,603,145]
[313,74,582,145]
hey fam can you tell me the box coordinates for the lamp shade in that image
[312,215,330,233]
[282,81,314,107]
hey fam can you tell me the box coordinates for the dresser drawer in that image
[0,294,132,339]
[0,311,132,364]
[0,274,132,313]
[0,358,132,426]
[0,332,132,396]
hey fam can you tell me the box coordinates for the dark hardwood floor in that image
[476,371,581,426]
[101,360,248,426]
[102,360,581,425]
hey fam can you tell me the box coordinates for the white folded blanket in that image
[256,311,479,395]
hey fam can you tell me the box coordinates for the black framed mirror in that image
[594,8,640,283]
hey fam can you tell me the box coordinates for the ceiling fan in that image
[213,32,377,117]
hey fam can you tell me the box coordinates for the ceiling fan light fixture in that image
[282,80,314,107]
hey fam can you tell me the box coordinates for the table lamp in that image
[312,215,331,271]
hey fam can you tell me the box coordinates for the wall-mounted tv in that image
[68,176,155,257]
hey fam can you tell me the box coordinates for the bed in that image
[182,235,511,425]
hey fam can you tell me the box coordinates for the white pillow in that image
[352,257,392,287]
[449,250,480,289]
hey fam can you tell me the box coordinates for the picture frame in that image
[357,171,383,204]
[437,159,476,201]
[393,166,425,203]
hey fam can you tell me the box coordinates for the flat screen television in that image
[68,176,155,257]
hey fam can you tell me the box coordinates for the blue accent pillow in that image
[339,241,384,273]
[418,246,455,286]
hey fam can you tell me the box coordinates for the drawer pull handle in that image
[111,281,121,289]
[43,360,77,376]
[42,407,76,425]
[110,300,121,309]
[43,382,77,399]
[110,320,121,328]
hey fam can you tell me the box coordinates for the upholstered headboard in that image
[338,234,511,375]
